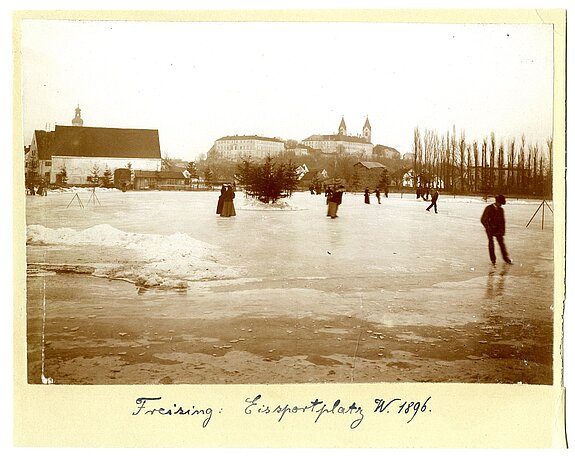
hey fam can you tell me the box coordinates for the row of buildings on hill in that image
[24,106,403,187]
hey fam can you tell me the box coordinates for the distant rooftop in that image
[217,135,284,143]
[355,161,386,169]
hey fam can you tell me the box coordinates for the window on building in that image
[45,161,52,166]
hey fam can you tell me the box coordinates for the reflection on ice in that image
[485,263,510,299]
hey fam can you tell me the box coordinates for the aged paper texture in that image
[11,7,569,449]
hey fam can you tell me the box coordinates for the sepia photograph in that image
[11,6,569,448]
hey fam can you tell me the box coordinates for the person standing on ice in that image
[364,188,370,204]
[480,194,513,265]
[426,188,439,213]
[220,184,236,217]
[216,184,226,215]
[375,188,381,204]
[325,185,333,206]
[327,185,344,218]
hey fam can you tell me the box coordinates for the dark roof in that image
[134,170,184,179]
[354,161,386,169]
[217,135,284,143]
[34,130,55,160]
[303,134,371,144]
[49,125,161,159]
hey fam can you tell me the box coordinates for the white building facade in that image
[213,135,286,160]
[50,156,161,185]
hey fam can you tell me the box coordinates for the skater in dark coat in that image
[364,188,370,204]
[481,194,512,265]
[216,184,226,214]
[220,185,236,217]
[375,188,381,204]
[327,185,344,218]
[426,189,439,213]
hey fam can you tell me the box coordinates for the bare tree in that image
[413,127,422,184]
[519,135,526,192]
[530,144,540,195]
[451,125,457,192]
[466,144,472,192]
[498,143,504,192]
[482,138,488,194]
[459,129,466,193]
[508,139,516,193]
[546,137,553,197]
[526,141,533,194]
[489,132,496,193]
[473,141,479,193]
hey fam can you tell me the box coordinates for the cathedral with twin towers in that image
[301,116,373,156]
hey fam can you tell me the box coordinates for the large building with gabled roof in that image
[49,125,162,184]
[25,106,163,185]
[302,116,374,156]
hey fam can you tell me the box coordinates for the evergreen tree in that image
[204,166,214,188]
[102,165,113,188]
[186,161,199,179]
[89,164,100,186]
[377,168,389,190]
[236,156,298,203]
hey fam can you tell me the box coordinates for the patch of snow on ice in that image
[27,224,241,288]
[239,197,305,211]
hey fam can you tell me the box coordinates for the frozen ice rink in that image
[24,190,556,385]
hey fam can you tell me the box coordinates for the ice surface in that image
[25,190,555,322]
[24,190,557,385]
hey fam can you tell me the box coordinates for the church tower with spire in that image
[71,104,84,127]
[338,116,347,136]
[362,116,372,143]
[363,117,371,142]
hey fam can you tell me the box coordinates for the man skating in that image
[426,188,439,213]
[480,194,513,265]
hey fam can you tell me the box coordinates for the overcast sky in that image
[20,19,553,161]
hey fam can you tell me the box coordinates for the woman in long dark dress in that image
[220,185,236,217]
[327,185,344,218]
[216,184,226,214]
[364,188,370,204]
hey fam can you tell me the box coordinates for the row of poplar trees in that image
[411,126,553,198]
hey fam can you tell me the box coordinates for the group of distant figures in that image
[321,184,511,266]
[362,187,389,205]
[215,184,236,217]
[26,179,47,196]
